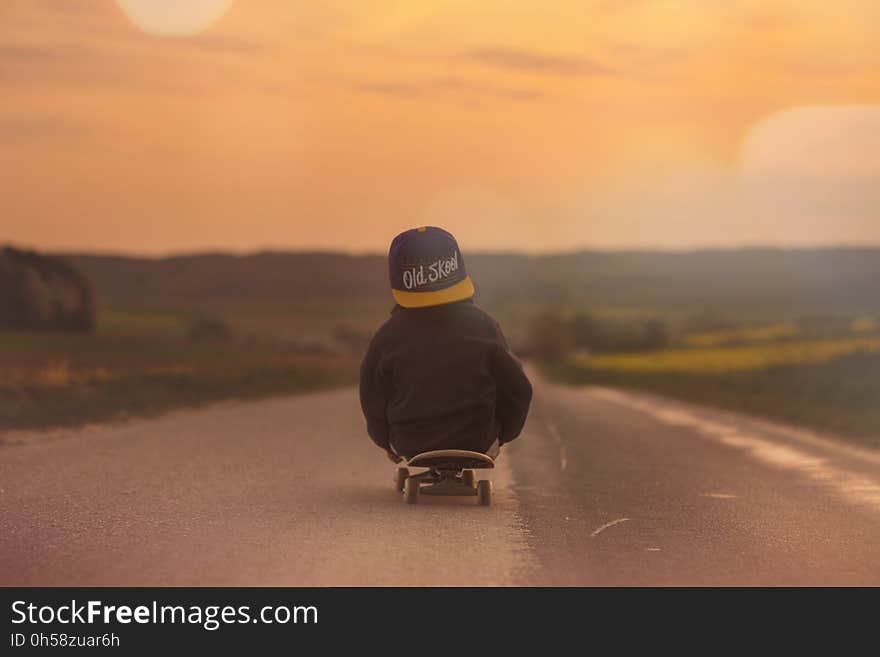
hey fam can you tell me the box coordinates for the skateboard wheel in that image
[477,479,492,506]
[463,470,476,489]
[404,476,420,504]
[395,467,410,493]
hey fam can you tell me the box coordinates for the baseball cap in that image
[388,226,475,308]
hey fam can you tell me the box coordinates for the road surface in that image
[2,371,880,586]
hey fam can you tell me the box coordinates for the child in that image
[359,226,532,462]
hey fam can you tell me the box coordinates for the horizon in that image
[7,241,880,261]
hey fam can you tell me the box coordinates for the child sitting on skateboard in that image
[359,226,532,462]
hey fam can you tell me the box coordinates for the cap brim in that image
[392,276,475,308]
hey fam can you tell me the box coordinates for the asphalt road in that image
[2,371,879,586]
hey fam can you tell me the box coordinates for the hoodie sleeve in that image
[490,323,533,444]
[359,329,392,450]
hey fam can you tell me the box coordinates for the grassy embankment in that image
[547,319,880,448]
[0,308,364,433]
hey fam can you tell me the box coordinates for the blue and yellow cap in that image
[388,226,475,308]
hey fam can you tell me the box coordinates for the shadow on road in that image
[329,484,494,510]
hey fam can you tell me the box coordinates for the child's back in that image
[359,227,532,459]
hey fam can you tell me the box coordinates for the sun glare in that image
[737,105,880,243]
[115,0,234,37]
[739,105,880,180]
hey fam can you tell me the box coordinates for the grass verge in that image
[0,327,359,434]
[0,364,358,434]
[548,350,880,449]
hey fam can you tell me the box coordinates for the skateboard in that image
[394,449,495,506]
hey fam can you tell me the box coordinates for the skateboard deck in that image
[397,450,495,505]
[406,449,495,470]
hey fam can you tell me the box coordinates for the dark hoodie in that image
[359,299,532,458]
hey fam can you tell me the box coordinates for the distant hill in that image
[64,252,389,307]
[0,247,96,331]
[60,248,880,321]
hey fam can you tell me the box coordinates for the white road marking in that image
[589,388,880,512]
[702,493,738,499]
[645,547,661,552]
[545,421,568,471]
[590,517,630,538]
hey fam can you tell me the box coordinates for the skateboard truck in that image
[394,450,495,506]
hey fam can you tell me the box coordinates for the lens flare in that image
[740,105,880,181]
[115,0,235,37]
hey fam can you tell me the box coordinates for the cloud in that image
[0,30,267,98]
[591,0,656,14]
[31,0,105,15]
[342,76,546,103]
[1,0,265,97]
[341,40,621,79]
[173,34,265,52]
[348,80,423,98]
[742,9,806,30]
[774,53,876,78]
[605,43,691,66]
[0,115,92,145]
[0,45,61,61]
[465,47,615,76]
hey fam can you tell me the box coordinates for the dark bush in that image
[0,246,96,331]
[797,315,852,339]
[524,308,572,362]
[569,312,668,353]
[186,316,232,342]
[682,309,739,334]
[332,325,372,355]
[525,309,668,362]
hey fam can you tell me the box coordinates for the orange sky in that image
[2,0,879,254]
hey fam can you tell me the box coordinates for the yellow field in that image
[98,309,190,338]
[851,316,879,334]
[683,322,801,347]
[578,336,880,373]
